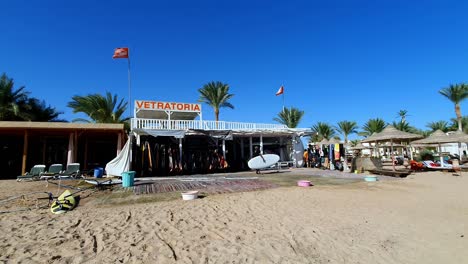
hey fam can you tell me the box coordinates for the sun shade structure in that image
[361,125,423,170]
[361,126,423,143]
[411,130,468,167]
[349,142,373,150]
[327,138,341,144]
[411,130,449,145]
[318,138,341,145]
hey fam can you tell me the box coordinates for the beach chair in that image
[422,160,454,171]
[16,165,46,181]
[40,164,63,180]
[57,163,82,179]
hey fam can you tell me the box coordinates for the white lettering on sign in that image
[135,100,201,112]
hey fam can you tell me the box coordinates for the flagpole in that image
[282,83,285,110]
[127,55,132,118]
[282,92,285,110]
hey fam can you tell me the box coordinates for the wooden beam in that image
[22,130,29,175]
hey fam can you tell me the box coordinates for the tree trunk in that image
[215,110,219,122]
[456,103,462,131]
[215,109,219,129]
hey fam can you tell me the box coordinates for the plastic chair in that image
[40,164,63,180]
[57,163,82,179]
[17,165,46,181]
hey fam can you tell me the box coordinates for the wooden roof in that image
[0,121,124,131]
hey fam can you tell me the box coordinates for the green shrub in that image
[417,149,434,161]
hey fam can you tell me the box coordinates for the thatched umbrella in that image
[349,142,371,150]
[319,138,329,145]
[327,138,341,144]
[361,125,423,170]
[412,130,468,167]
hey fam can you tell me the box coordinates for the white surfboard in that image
[248,154,280,170]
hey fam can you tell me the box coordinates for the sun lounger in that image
[57,163,82,179]
[40,164,63,180]
[422,160,455,171]
[17,165,46,181]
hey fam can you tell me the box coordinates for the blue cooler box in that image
[94,167,104,178]
[122,171,136,187]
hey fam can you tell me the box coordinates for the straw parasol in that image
[317,138,327,145]
[411,130,450,145]
[327,138,341,144]
[411,130,468,167]
[361,125,423,170]
[349,142,372,150]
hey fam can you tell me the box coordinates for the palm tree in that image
[309,132,321,144]
[349,139,360,147]
[427,120,450,132]
[413,128,431,137]
[311,122,336,141]
[67,92,129,124]
[392,121,417,133]
[449,116,468,133]
[396,110,409,123]
[198,81,234,122]
[24,98,64,122]
[0,73,29,120]
[335,121,358,144]
[273,107,304,128]
[439,84,468,131]
[359,118,386,137]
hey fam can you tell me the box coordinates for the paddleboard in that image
[293,137,304,168]
[85,179,122,185]
[50,190,76,214]
[248,154,280,170]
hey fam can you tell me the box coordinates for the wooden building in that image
[0,121,125,178]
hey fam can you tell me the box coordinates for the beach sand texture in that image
[1,171,467,263]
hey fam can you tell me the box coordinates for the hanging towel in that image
[334,143,340,160]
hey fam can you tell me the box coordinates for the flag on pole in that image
[276,85,284,96]
[113,47,129,59]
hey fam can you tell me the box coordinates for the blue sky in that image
[2,0,468,140]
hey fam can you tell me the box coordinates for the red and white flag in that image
[276,85,284,96]
[113,47,129,59]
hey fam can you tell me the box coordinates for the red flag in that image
[113,47,129,59]
[276,85,284,96]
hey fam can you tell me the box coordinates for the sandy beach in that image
[1,170,467,264]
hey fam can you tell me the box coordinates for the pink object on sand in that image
[297,180,312,187]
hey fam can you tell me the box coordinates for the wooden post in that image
[260,134,263,154]
[42,137,46,165]
[240,137,244,159]
[222,139,226,159]
[22,130,29,175]
[74,131,78,164]
[249,137,253,159]
[117,132,122,155]
[84,136,88,170]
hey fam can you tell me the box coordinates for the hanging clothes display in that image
[334,143,340,160]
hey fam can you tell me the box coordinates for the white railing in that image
[131,118,288,131]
